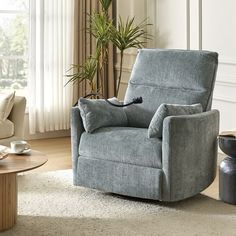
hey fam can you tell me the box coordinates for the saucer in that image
[9,149,31,155]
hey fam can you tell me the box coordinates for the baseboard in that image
[24,130,70,140]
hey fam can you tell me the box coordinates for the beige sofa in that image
[0,96,26,146]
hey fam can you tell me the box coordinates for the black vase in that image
[218,136,236,204]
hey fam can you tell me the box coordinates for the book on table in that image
[219,131,236,138]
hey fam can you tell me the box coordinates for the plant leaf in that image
[110,16,152,51]
[99,0,112,11]
[65,57,98,86]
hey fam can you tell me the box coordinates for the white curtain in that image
[29,0,74,134]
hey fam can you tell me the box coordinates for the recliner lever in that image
[132,97,143,104]
[105,96,143,107]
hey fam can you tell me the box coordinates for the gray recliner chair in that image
[71,49,219,202]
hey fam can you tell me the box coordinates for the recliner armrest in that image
[162,110,219,201]
[71,106,85,183]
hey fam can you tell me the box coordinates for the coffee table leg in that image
[0,173,17,231]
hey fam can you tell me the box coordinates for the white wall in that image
[201,0,236,132]
[116,0,152,99]
[117,0,236,132]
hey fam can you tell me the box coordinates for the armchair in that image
[71,49,219,202]
[0,96,26,146]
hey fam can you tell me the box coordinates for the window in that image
[0,0,29,95]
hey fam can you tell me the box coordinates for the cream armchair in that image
[0,96,26,146]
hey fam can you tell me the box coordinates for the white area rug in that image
[2,170,236,236]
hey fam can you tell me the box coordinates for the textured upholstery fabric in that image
[71,49,219,202]
[71,106,84,184]
[76,156,163,199]
[148,103,203,138]
[162,110,219,201]
[79,97,127,133]
[124,49,218,127]
[0,92,15,121]
[0,119,14,139]
[79,127,162,168]
[0,96,26,146]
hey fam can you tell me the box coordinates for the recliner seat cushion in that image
[0,119,14,139]
[79,127,162,168]
[124,49,218,127]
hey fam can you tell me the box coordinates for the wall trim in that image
[216,80,236,87]
[198,0,202,50]
[186,0,190,49]
[219,58,236,65]
[213,96,236,104]
[115,65,133,72]
[117,51,137,56]
[120,81,128,85]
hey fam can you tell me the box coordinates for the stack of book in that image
[219,131,236,138]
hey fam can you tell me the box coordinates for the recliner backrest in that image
[124,49,218,127]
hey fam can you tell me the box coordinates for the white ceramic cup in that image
[10,141,31,154]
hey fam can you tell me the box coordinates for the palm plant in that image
[111,16,151,95]
[89,11,113,95]
[65,57,97,94]
[66,0,151,97]
[99,0,112,12]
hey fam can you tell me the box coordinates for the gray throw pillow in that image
[148,103,203,138]
[79,97,128,133]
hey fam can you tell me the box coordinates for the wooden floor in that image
[28,137,71,173]
[27,137,220,200]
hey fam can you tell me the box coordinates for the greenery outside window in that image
[0,0,29,96]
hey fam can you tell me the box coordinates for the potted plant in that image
[66,0,151,98]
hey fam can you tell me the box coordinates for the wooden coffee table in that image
[0,150,47,231]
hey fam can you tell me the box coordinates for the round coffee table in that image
[0,150,47,231]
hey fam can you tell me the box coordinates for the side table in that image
[0,150,47,231]
[218,135,236,204]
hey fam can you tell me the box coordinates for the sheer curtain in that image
[29,0,74,134]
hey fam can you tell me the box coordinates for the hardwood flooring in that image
[28,137,71,173]
[27,137,221,200]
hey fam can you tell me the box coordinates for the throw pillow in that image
[0,92,15,121]
[79,97,128,133]
[148,103,203,138]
